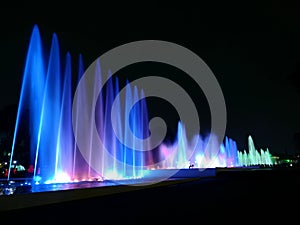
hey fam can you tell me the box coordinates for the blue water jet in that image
[8,25,45,180]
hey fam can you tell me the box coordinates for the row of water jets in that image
[7,25,274,183]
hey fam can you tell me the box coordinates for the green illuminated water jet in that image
[238,135,274,166]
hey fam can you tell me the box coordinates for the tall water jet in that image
[130,85,146,177]
[72,54,85,179]
[223,136,239,167]
[55,53,73,181]
[111,77,123,177]
[38,33,62,181]
[237,135,274,166]
[8,25,46,180]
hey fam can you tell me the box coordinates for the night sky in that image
[1,3,300,155]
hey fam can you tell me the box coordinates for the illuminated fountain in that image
[157,122,240,169]
[8,25,79,182]
[7,25,274,185]
[158,125,274,169]
[237,136,274,166]
[8,25,151,183]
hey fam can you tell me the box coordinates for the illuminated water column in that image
[72,54,85,179]
[122,82,148,178]
[102,73,117,178]
[248,135,257,165]
[237,135,274,167]
[112,77,123,177]
[263,148,273,165]
[130,86,146,177]
[8,25,46,180]
[38,34,62,181]
[202,133,221,168]
[55,53,74,181]
[123,81,132,177]
[140,90,153,168]
[175,122,189,168]
[72,54,99,180]
[158,122,190,169]
[139,90,152,173]
[224,137,239,167]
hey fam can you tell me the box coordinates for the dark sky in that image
[1,3,300,155]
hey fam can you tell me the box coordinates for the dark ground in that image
[1,167,300,224]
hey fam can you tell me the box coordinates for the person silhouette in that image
[189,164,194,169]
